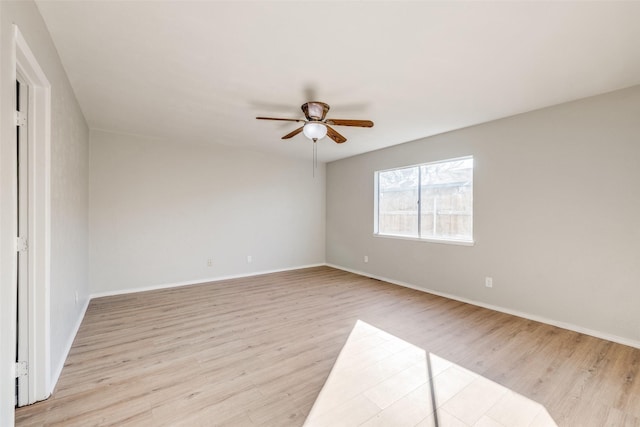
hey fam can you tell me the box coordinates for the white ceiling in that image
[36,1,640,163]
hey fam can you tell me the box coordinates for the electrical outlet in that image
[485,277,493,288]
[75,291,79,305]
[364,255,369,263]
[247,255,252,263]
[207,258,213,267]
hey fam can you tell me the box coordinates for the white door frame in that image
[14,24,52,404]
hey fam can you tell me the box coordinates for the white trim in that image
[50,298,89,390]
[326,263,640,350]
[14,24,52,403]
[0,18,19,427]
[90,263,325,299]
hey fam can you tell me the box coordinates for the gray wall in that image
[327,85,640,346]
[89,129,325,295]
[0,1,89,424]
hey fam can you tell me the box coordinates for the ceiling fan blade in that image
[282,126,304,139]
[325,119,374,128]
[256,116,305,123]
[325,125,347,144]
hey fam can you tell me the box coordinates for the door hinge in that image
[15,111,27,127]
[16,236,28,252]
[15,361,28,378]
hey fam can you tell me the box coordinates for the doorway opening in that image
[13,24,52,407]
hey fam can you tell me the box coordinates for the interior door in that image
[15,76,30,407]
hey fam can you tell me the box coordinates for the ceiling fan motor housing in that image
[302,102,330,121]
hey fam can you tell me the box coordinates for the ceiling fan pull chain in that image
[312,140,317,177]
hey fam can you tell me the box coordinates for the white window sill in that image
[373,233,475,246]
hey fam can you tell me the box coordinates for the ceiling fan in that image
[256,101,374,143]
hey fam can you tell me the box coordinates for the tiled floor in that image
[304,320,557,427]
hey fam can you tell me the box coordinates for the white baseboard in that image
[326,263,640,350]
[90,263,325,299]
[50,296,90,393]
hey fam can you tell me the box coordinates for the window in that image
[375,157,473,244]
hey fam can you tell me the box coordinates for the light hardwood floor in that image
[15,266,640,426]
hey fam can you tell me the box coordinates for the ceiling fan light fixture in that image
[303,122,327,141]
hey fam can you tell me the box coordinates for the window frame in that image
[374,156,474,246]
